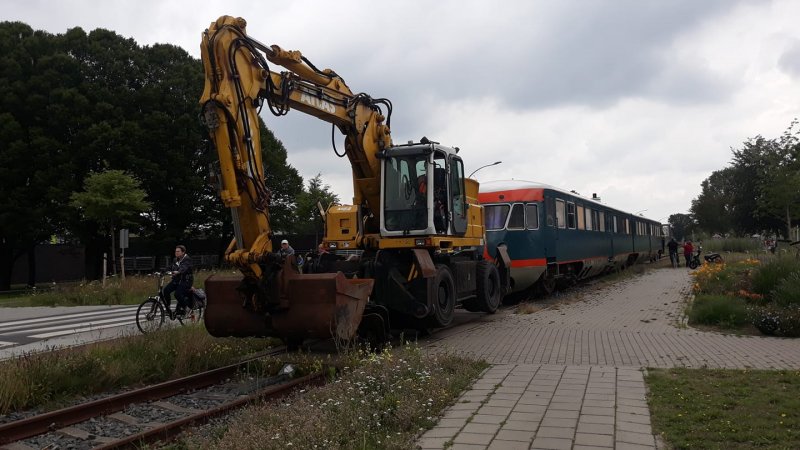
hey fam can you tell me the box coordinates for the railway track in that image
[0,349,325,450]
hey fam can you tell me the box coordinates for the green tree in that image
[757,121,800,239]
[690,168,734,235]
[70,170,151,274]
[295,174,340,239]
[669,213,695,241]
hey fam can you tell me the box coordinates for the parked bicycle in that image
[136,271,206,334]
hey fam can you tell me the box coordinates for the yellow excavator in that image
[199,16,510,347]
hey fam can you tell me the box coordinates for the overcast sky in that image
[5,0,800,223]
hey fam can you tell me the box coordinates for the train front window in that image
[383,154,428,232]
[508,204,524,229]
[485,204,510,230]
[525,204,539,230]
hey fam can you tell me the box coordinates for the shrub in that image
[750,304,800,337]
[701,238,762,253]
[751,257,800,301]
[688,295,750,328]
[772,272,800,308]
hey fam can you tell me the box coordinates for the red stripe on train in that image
[478,189,544,203]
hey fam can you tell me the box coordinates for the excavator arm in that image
[200,16,391,276]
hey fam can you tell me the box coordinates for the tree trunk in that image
[0,244,15,291]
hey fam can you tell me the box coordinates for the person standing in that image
[683,240,694,268]
[162,245,194,318]
[667,238,679,268]
[279,239,295,256]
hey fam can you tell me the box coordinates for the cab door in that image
[449,156,467,235]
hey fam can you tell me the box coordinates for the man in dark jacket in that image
[162,245,194,317]
[667,238,679,268]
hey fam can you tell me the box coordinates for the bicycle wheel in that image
[136,298,165,334]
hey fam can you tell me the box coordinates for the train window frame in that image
[555,199,566,229]
[484,203,511,231]
[566,202,576,229]
[507,203,525,230]
[585,207,593,231]
[525,203,539,230]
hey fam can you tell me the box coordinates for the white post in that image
[120,249,126,281]
[102,252,107,287]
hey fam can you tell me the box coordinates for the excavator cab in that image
[379,141,467,238]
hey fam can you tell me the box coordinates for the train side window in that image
[484,204,510,231]
[525,203,539,230]
[566,202,576,229]
[556,199,566,229]
[612,216,618,233]
[599,211,605,232]
[508,204,525,229]
[585,207,593,231]
[545,197,555,226]
[577,205,585,230]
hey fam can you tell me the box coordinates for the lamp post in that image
[469,161,502,178]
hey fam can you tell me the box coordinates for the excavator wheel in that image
[424,264,456,328]
[476,261,502,313]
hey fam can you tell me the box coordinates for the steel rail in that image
[95,371,326,450]
[0,348,285,444]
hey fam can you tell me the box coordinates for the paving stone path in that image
[417,267,800,449]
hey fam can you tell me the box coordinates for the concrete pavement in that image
[418,268,800,449]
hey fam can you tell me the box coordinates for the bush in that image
[750,304,800,337]
[772,272,800,308]
[701,238,762,253]
[688,295,750,328]
[751,257,800,301]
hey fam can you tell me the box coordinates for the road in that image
[0,305,141,360]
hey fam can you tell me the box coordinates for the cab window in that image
[485,204,509,230]
[508,204,525,229]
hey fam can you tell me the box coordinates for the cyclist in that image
[163,245,194,318]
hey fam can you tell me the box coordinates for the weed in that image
[182,345,487,450]
[0,325,276,414]
[751,257,800,301]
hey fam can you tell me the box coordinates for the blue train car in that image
[478,180,665,294]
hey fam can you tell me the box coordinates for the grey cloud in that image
[779,41,800,77]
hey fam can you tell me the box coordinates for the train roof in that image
[479,179,660,223]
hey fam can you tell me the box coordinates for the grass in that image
[180,345,488,450]
[0,324,279,414]
[688,294,750,329]
[647,368,800,449]
[0,270,220,307]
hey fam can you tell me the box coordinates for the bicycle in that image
[135,272,206,334]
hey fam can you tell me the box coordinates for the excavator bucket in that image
[272,271,374,341]
[204,259,373,342]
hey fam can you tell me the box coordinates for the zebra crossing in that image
[0,306,140,349]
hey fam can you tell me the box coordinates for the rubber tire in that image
[689,260,699,270]
[426,264,456,328]
[476,261,502,313]
[136,298,165,334]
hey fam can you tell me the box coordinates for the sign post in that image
[119,229,129,281]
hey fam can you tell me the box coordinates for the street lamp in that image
[469,161,502,178]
